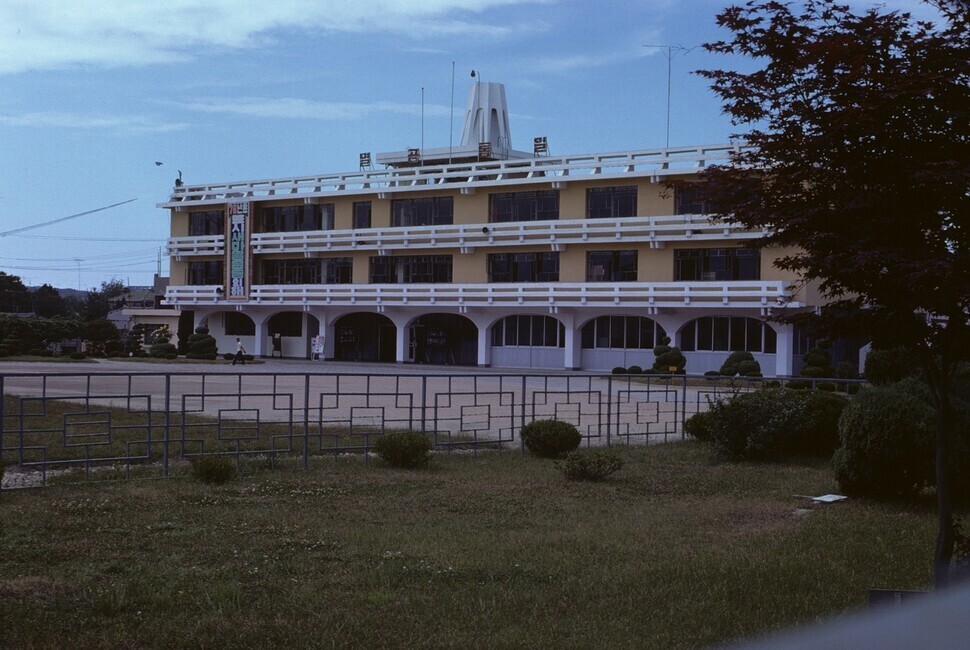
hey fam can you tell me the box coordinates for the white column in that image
[562,314,581,370]
[773,322,793,377]
[476,324,491,367]
[395,323,409,363]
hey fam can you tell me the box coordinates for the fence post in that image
[163,374,171,478]
[681,374,688,439]
[420,375,427,435]
[303,374,310,469]
[606,375,613,448]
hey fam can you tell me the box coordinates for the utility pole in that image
[642,44,696,149]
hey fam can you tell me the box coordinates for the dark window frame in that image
[679,317,777,353]
[187,261,224,285]
[369,255,453,284]
[488,190,560,223]
[390,197,454,227]
[487,252,560,283]
[674,248,760,282]
[258,204,335,233]
[188,210,225,236]
[586,250,638,282]
[586,186,638,219]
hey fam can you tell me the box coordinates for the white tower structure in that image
[460,81,513,156]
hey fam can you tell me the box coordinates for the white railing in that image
[166,214,760,258]
[158,143,745,208]
[165,281,797,310]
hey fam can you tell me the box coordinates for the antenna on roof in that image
[642,44,697,149]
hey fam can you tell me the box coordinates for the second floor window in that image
[261,257,353,284]
[675,184,708,215]
[391,197,453,227]
[674,248,760,281]
[587,251,638,282]
[353,201,372,229]
[487,252,560,282]
[370,255,452,283]
[489,190,559,223]
[188,210,225,236]
[259,204,334,232]
[187,261,223,285]
[587,186,638,219]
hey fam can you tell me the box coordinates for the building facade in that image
[160,83,820,375]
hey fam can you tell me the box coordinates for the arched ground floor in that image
[178,305,861,377]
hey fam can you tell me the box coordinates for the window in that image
[187,261,223,285]
[391,197,453,227]
[674,248,760,281]
[491,315,565,348]
[487,252,560,282]
[680,317,777,353]
[224,312,255,336]
[261,259,321,284]
[188,210,224,236]
[587,186,638,219]
[675,184,708,214]
[369,255,452,283]
[353,201,372,229]
[262,257,353,284]
[268,312,302,337]
[322,257,353,284]
[488,190,559,223]
[259,204,334,232]
[586,251,638,282]
[580,316,666,350]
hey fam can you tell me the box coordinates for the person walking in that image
[232,337,246,365]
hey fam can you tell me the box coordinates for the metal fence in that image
[0,370,853,488]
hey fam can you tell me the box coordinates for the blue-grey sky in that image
[0,0,938,289]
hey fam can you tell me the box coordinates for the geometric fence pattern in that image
[0,370,803,487]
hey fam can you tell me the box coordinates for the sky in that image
[0,0,941,291]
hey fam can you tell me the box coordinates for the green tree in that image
[0,271,30,313]
[30,284,66,318]
[698,0,970,587]
[83,279,126,321]
[81,318,121,356]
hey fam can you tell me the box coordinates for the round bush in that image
[684,410,715,442]
[520,419,582,458]
[612,367,627,375]
[556,450,624,481]
[834,382,935,499]
[627,365,643,375]
[69,352,86,360]
[863,347,916,385]
[738,359,762,377]
[189,456,238,484]
[372,431,433,468]
[708,388,848,460]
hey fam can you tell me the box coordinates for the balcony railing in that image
[164,281,798,311]
[158,143,745,208]
[166,214,760,258]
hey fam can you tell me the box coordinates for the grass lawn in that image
[0,441,937,649]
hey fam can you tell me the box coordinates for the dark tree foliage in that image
[0,271,31,313]
[698,0,970,587]
[30,284,66,318]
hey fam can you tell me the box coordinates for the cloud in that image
[0,111,189,134]
[0,0,551,75]
[174,97,451,120]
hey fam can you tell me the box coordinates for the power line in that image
[0,198,138,237]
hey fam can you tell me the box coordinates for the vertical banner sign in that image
[227,201,250,299]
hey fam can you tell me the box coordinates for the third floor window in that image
[489,190,559,223]
[487,252,560,283]
[391,197,453,227]
[259,204,334,233]
[587,250,638,282]
[369,255,453,284]
[587,186,638,219]
[674,248,760,281]
[188,210,225,236]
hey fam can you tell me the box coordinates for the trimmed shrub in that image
[223,353,234,361]
[189,456,237,484]
[816,382,837,392]
[704,370,721,377]
[834,361,859,380]
[627,365,643,375]
[719,351,760,377]
[863,347,917,385]
[372,431,433,469]
[708,388,848,460]
[70,352,86,360]
[652,336,686,374]
[684,410,715,442]
[612,367,627,375]
[556,450,625,482]
[520,419,582,458]
[833,381,935,499]
[186,326,218,360]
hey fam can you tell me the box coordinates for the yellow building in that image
[160,82,819,375]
